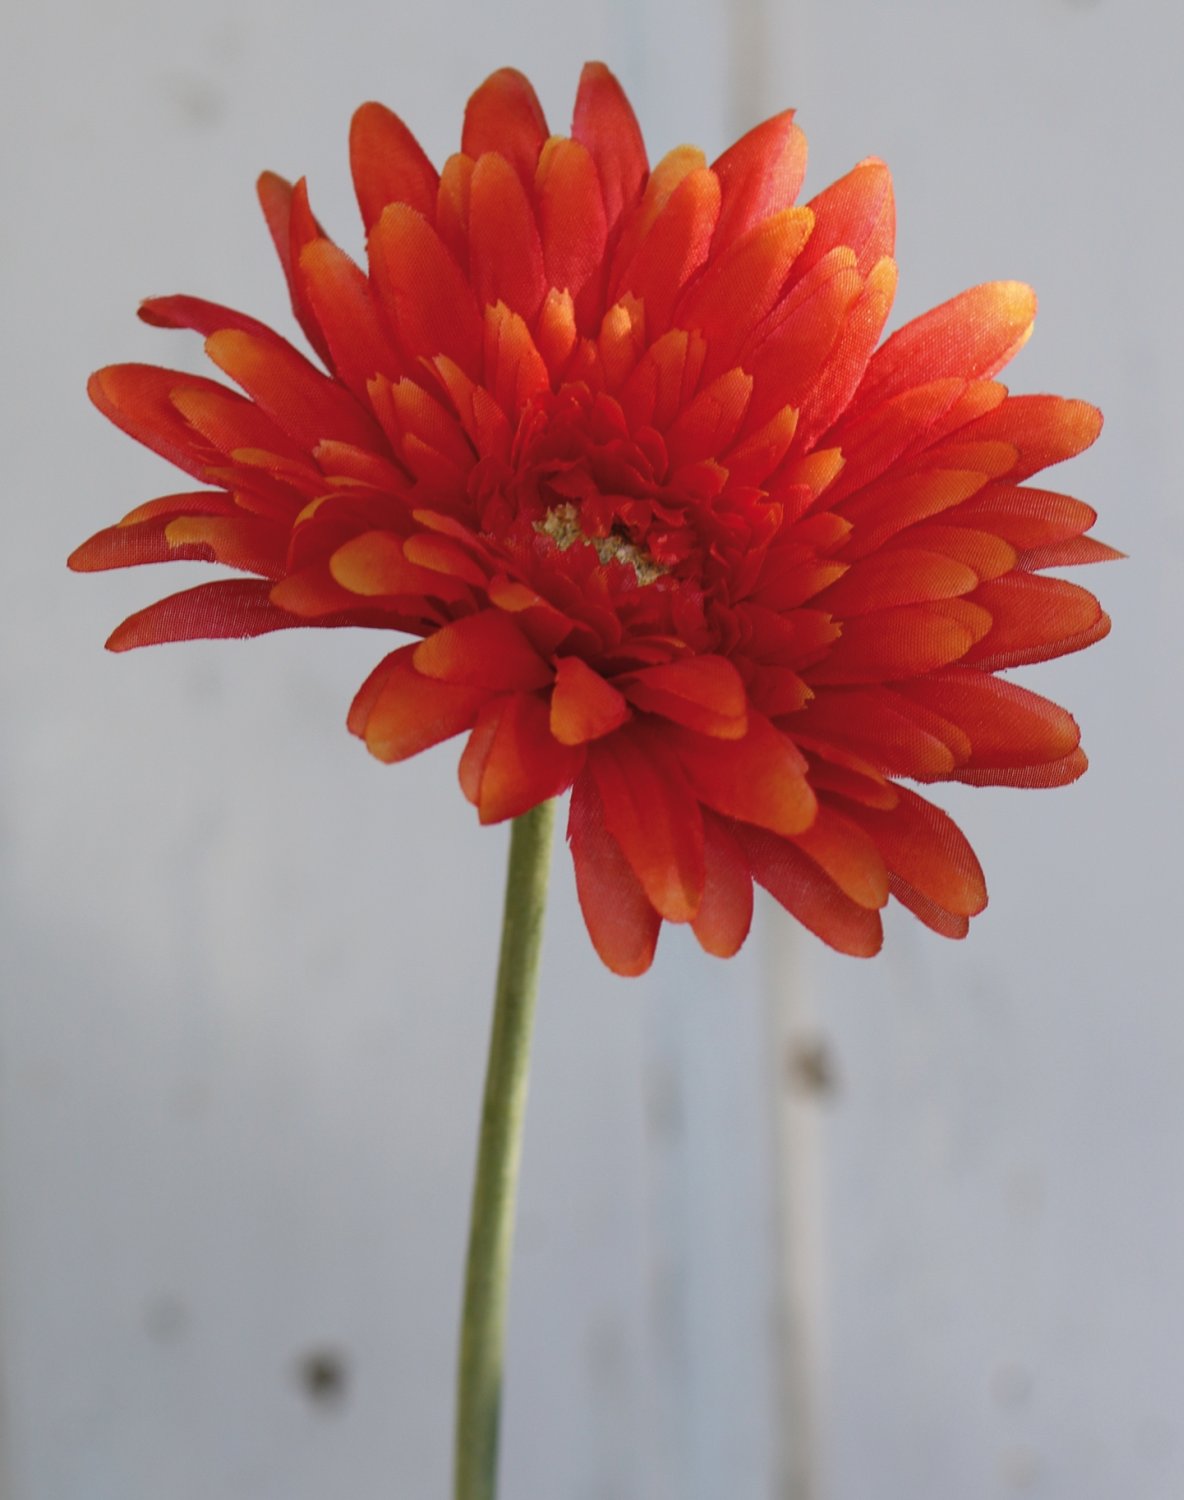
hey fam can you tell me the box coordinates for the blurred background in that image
[2,0,1178,1496]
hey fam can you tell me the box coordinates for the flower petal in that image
[413,610,553,691]
[571,62,648,232]
[462,67,548,186]
[737,826,883,956]
[550,656,631,744]
[349,101,439,229]
[692,813,754,958]
[856,282,1037,411]
[666,713,816,835]
[589,732,705,923]
[348,644,488,761]
[459,692,584,823]
[568,771,661,976]
[711,111,808,249]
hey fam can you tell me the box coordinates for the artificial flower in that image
[71,62,1115,974]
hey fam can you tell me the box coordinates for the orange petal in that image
[963,574,1106,670]
[812,548,978,616]
[841,784,986,916]
[737,826,883,956]
[678,206,814,363]
[792,256,897,454]
[612,167,721,334]
[349,644,489,762]
[550,656,630,744]
[791,803,889,910]
[568,771,660,976]
[692,813,754,958]
[535,137,608,309]
[856,282,1036,411]
[623,655,748,738]
[413,610,552,690]
[807,599,990,684]
[959,396,1103,480]
[666,713,816,836]
[349,101,439,230]
[589,733,705,923]
[204,328,382,450]
[458,692,584,824]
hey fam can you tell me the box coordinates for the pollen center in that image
[533,502,669,586]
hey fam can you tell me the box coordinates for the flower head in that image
[71,63,1115,974]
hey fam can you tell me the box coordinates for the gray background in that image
[2,0,1178,1496]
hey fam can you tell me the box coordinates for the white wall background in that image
[1,2,1178,1498]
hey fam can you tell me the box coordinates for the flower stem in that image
[454,797,557,1500]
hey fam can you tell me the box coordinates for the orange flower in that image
[71,63,1116,974]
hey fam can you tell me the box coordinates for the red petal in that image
[589,732,705,923]
[468,151,546,320]
[349,102,439,230]
[253,176,335,368]
[89,364,238,479]
[737,825,883,956]
[105,579,299,651]
[568,771,661,976]
[952,748,1087,788]
[349,643,489,761]
[369,204,483,374]
[692,814,754,958]
[571,63,648,232]
[550,656,630,744]
[459,692,584,823]
[787,689,959,779]
[298,238,403,399]
[462,68,548,186]
[797,158,895,280]
[949,484,1098,548]
[711,111,808,250]
[896,670,1081,770]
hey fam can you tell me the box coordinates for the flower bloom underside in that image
[72,64,1115,975]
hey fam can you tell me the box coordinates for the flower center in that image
[532,502,669,586]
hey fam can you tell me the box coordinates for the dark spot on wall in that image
[787,1037,838,1098]
[297,1348,349,1408]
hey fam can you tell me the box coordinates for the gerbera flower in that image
[70,62,1115,975]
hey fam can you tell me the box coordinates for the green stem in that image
[454,798,557,1500]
